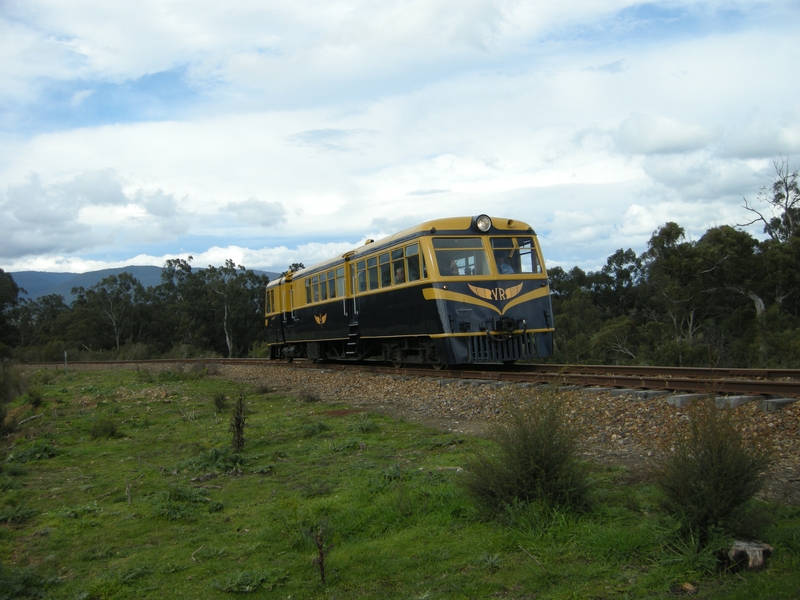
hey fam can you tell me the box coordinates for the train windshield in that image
[433,238,490,276]
[490,237,542,274]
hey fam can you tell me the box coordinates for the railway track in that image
[32,358,800,399]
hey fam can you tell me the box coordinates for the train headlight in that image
[473,214,492,232]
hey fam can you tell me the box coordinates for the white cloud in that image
[224,198,287,227]
[614,114,718,155]
[0,170,189,259]
[1,1,800,275]
[70,89,94,107]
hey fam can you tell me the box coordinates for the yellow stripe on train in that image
[421,285,550,315]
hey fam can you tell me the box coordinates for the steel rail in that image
[519,364,800,381]
[20,358,800,398]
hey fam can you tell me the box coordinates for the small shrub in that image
[0,475,20,493]
[230,390,247,453]
[479,552,501,572]
[0,504,37,524]
[90,418,121,440]
[461,390,589,514]
[255,383,275,395]
[654,399,773,545]
[213,391,229,412]
[0,404,15,435]
[0,361,23,404]
[298,389,321,403]
[351,415,378,433]
[304,524,334,584]
[301,421,329,438]
[6,441,58,463]
[27,388,44,408]
[151,486,210,521]
[57,501,102,519]
[134,369,155,383]
[179,447,246,473]
[116,343,151,361]
[0,562,49,598]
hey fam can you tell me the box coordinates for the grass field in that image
[1,366,799,599]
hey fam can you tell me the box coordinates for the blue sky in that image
[1,0,799,274]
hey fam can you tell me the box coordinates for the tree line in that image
[548,158,800,367]
[0,158,797,367]
[0,259,269,361]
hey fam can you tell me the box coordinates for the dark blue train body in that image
[264,215,554,367]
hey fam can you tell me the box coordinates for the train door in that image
[340,253,357,324]
[282,273,296,330]
[344,255,360,357]
[265,285,285,345]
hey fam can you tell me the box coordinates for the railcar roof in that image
[267,215,535,285]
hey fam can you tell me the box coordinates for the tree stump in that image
[721,541,774,571]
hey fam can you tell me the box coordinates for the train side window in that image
[356,260,367,293]
[336,267,345,297]
[379,253,392,287]
[432,238,490,276]
[327,270,336,298]
[312,275,320,303]
[367,256,379,290]
[406,243,421,282]
[391,249,404,285]
[319,272,328,300]
[266,289,272,314]
[305,278,312,304]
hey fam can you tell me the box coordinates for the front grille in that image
[467,333,537,363]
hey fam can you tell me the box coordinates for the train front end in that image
[422,215,554,365]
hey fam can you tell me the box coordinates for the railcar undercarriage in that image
[272,330,547,367]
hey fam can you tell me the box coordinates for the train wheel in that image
[392,360,403,369]
[431,361,449,371]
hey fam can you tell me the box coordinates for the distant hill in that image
[10,266,280,302]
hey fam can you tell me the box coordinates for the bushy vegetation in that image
[0,368,797,598]
[549,159,800,368]
[2,258,268,361]
[654,399,774,546]
[462,390,589,514]
[0,361,23,404]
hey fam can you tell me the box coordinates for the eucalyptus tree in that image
[742,157,800,243]
[12,294,69,349]
[0,269,21,356]
[197,260,270,358]
[70,272,146,351]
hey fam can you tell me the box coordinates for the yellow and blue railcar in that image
[264,215,553,367]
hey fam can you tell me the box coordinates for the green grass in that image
[0,368,798,599]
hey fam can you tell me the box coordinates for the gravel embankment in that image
[58,361,800,503]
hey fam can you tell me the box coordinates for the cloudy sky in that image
[1,0,799,275]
